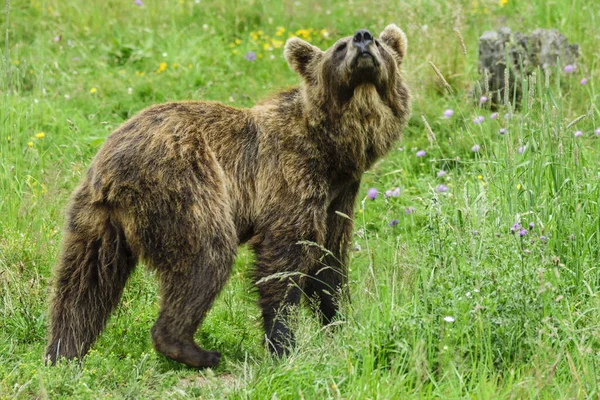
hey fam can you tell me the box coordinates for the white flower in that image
[443,316,455,323]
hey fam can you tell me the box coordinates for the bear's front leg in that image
[251,211,326,356]
[305,181,360,324]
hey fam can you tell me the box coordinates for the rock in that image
[478,28,579,107]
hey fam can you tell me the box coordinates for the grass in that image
[1,0,600,398]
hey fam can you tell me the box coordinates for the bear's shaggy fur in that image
[46,24,410,368]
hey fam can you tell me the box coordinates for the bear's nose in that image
[352,29,373,52]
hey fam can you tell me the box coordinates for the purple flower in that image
[540,235,547,243]
[134,0,143,5]
[473,230,479,236]
[244,51,257,61]
[564,64,575,73]
[384,189,393,198]
[389,219,399,227]
[574,130,583,138]
[437,184,449,193]
[391,187,401,197]
[416,150,426,157]
[471,144,481,153]
[518,146,524,154]
[444,109,454,118]
[519,229,528,237]
[53,35,61,42]
[405,206,416,214]
[580,78,588,85]
[529,222,534,230]
[479,96,488,104]
[367,188,378,200]
[473,116,485,124]
[510,223,521,234]
[596,128,600,136]
[498,128,507,135]
[437,170,447,178]
[490,112,498,120]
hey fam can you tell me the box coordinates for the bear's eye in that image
[335,43,347,53]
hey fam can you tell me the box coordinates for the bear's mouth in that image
[352,50,380,69]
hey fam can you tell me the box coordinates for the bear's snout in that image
[352,29,374,54]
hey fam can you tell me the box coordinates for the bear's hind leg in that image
[150,235,236,368]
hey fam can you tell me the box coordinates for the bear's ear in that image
[379,24,408,64]
[284,37,323,80]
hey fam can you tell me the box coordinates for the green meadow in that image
[2,0,600,398]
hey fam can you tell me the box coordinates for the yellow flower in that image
[295,28,312,39]
[7,136,11,141]
[517,184,522,190]
[320,29,329,38]
[90,87,97,94]
[28,141,33,147]
[271,39,284,49]
[275,26,285,37]
[263,43,273,51]
[157,62,167,73]
[172,63,178,68]
[35,132,45,139]
[232,49,239,55]
[235,38,242,45]
[477,175,483,180]
[188,64,193,68]
[500,0,508,6]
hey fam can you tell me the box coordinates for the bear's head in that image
[284,24,408,111]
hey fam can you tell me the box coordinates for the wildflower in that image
[518,146,524,154]
[275,26,286,37]
[416,150,426,157]
[28,141,33,147]
[540,235,547,243]
[519,229,528,237]
[443,109,454,118]
[389,219,399,227]
[473,230,479,236]
[405,206,416,214]
[392,187,400,197]
[385,189,392,198]
[580,78,588,85]
[127,87,133,95]
[596,128,600,136]
[473,116,484,124]
[244,51,256,61]
[157,62,167,73]
[477,175,483,180]
[500,0,508,6]
[367,188,378,200]
[490,112,498,119]
[498,128,507,135]
[90,87,97,94]
[443,316,455,323]
[472,144,481,152]
[563,65,575,73]
[574,130,583,138]
[510,223,521,234]
[479,96,488,104]
[35,132,45,139]
[529,222,534,230]
[320,29,330,39]
[437,184,448,193]
[134,0,143,5]
[517,183,522,190]
[437,170,446,178]
[53,35,61,42]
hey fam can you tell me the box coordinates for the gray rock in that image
[478,28,579,107]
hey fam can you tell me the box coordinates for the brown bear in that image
[46,24,410,368]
